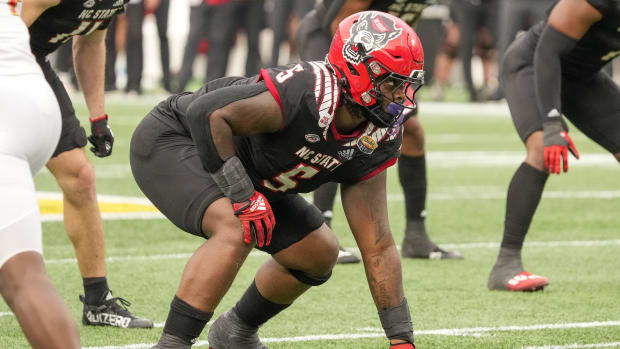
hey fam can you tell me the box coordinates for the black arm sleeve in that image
[534,24,578,121]
[186,82,268,173]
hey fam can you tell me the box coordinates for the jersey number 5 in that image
[262,163,319,192]
[49,20,104,44]
[275,64,304,83]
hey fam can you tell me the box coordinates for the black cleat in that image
[80,292,153,328]
[208,309,267,349]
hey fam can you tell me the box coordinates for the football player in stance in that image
[131,11,422,349]
[488,0,620,291]
[296,0,463,264]
[20,0,152,328]
[0,0,80,347]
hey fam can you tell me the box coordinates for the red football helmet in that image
[327,11,425,128]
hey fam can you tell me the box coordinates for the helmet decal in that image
[343,12,403,64]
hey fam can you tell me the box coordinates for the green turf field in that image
[1,95,619,348]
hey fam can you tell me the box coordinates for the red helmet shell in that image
[327,11,424,106]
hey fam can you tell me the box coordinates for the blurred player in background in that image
[0,0,80,347]
[296,0,462,264]
[20,0,152,328]
[132,11,423,349]
[488,0,620,292]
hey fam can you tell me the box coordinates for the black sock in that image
[313,182,339,214]
[83,277,110,304]
[501,162,548,250]
[398,155,427,221]
[233,281,290,328]
[162,296,212,344]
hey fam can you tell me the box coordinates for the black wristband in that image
[210,156,254,203]
[379,298,414,344]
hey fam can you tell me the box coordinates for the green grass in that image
[1,96,618,348]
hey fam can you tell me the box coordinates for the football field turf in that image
[1,96,619,348]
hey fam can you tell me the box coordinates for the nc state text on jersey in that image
[295,146,342,171]
[78,8,123,20]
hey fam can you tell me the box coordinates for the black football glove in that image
[88,114,114,157]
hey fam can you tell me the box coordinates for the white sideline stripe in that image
[84,320,620,349]
[524,342,620,349]
[43,239,620,265]
[34,151,618,179]
[0,312,13,317]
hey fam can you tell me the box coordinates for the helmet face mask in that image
[327,11,425,128]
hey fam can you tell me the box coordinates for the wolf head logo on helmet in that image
[327,11,425,128]
[343,12,403,64]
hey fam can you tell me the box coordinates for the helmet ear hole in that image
[346,62,360,76]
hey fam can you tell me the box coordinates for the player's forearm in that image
[73,34,106,119]
[533,24,576,122]
[363,243,405,310]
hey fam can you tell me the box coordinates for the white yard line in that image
[524,342,620,349]
[34,151,618,179]
[0,312,13,317]
[43,239,620,265]
[83,320,620,349]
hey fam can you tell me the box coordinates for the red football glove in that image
[543,131,579,174]
[390,343,415,349]
[232,191,275,247]
[543,120,579,174]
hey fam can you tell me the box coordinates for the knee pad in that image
[287,268,332,286]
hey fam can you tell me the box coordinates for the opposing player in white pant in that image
[0,1,80,347]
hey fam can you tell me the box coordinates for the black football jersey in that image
[319,0,436,27]
[155,62,402,197]
[532,0,620,79]
[369,0,437,26]
[237,62,401,195]
[29,0,128,57]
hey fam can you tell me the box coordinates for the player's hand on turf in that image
[232,191,275,247]
[543,120,579,174]
[88,114,114,157]
[390,342,415,349]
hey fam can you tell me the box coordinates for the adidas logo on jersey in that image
[113,0,125,6]
[338,149,355,161]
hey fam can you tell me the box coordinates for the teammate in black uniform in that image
[131,11,423,349]
[488,0,620,291]
[21,0,152,328]
[296,0,462,264]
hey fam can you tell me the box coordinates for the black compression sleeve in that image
[534,24,578,121]
[186,82,268,173]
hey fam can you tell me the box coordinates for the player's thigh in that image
[0,155,43,270]
[296,10,331,61]
[401,115,424,155]
[129,112,224,238]
[36,57,87,158]
[261,194,338,271]
[562,71,620,154]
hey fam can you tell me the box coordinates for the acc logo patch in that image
[305,134,321,143]
[357,135,377,154]
[343,12,403,64]
[83,0,95,8]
